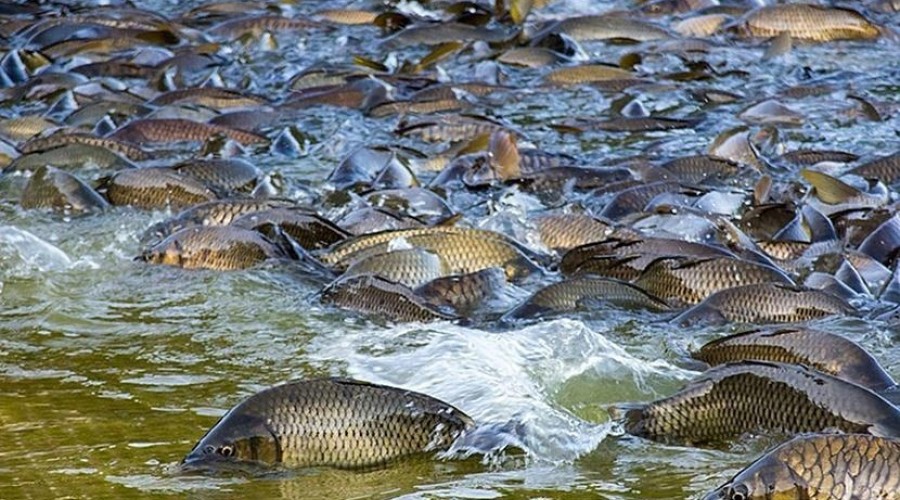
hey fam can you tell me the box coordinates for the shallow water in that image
[2,0,900,499]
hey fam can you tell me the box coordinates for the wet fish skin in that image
[99,167,218,210]
[321,274,457,322]
[504,276,670,319]
[109,118,269,146]
[320,227,543,282]
[415,267,508,315]
[20,165,109,213]
[704,434,900,500]
[622,361,900,446]
[560,237,734,278]
[233,208,350,251]
[20,132,148,161]
[634,256,793,307]
[342,248,449,288]
[742,4,881,42]
[534,213,612,252]
[4,143,137,173]
[182,378,474,470]
[673,283,855,326]
[171,158,265,196]
[141,198,297,246]
[693,327,897,392]
[139,226,286,270]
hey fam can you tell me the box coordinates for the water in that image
[2,0,900,498]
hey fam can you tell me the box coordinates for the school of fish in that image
[2,0,899,498]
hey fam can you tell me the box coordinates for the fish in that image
[233,208,350,251]
[20,132,148,161]
[503,276,670,319]
[320,274,457,323]
[20,165,109,213]
[534,213,613,252]
[740,5,881,42]
[849,152,900,184]
[98,167,218,210]
[138,226,287,270]
[540,15,671,42]
[141,198,297,246]
[634,256,793,307]
[704,434,900,500]
[171,158,268,196]
[693,327,897,392]
[621,361,900,446]
[181,378,474,470]
[109,118,269,147]
[3,143,137,173]
[560,236,735,280]
[342,248,450,288]
[673,283,855,326]
[415,267,509,315]
[319,227,543,282]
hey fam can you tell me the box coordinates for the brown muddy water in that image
[1,0,900,499]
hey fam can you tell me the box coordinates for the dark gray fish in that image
[415,267,509,316]
[503,276,670,320]
[704,434,900,500]
[673,283,855,326]
[693,327,897,392]
[233,208,350,251]
[182,378,474,470]
[621,361,900,446]
[20,165,109,213]
[320,274,457,323]
[172,158,267,196]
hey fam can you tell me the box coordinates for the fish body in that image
[234,208,350,250]
[673,283,854,326]
[504,276,670,319]
[139,226,285,270]
[623,361,900,446]
[534,213,612,252]
[634,256,793,306]
[742,5,880,42]
[343,248,449,288]
[99,167,218,210]
[182,378,474,470]
[705,434,900,499]
[141,198,296,246]
[21,165,109,213]
[4,143,136,173]
[415,267,508,315]
[694,327,897,392]
[320,274,457,322]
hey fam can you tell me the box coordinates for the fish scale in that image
[634,256,793,306]
[693,328,897,392]
[623,362,900,446]
[705,434,900,499]
[183,378,474,469]
[139,226,286,270]
[743,4,881,42]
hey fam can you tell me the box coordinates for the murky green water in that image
[2,0,900,499]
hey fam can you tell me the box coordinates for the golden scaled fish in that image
[693,327,897,392]
[673,283,855,326]
[705,434,900,500]
[634,256,793,307]
[109,118,269,147]
[534,213,612,252]
[342,248,450,289]
[181,378,474,471]
[98,167,218,210]
[4,143,137,173]
[415,267,508,316]
[740,4,881,42]
[621,361,900,446]
[320,227,543,282]
[20,132,149,161]
[139,226,287,271]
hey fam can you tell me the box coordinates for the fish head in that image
[704,455,808,500]
[181,410,281,470]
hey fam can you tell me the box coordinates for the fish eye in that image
[217,444,234,457]
[203,445,215,454]
[730,484,749,500]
